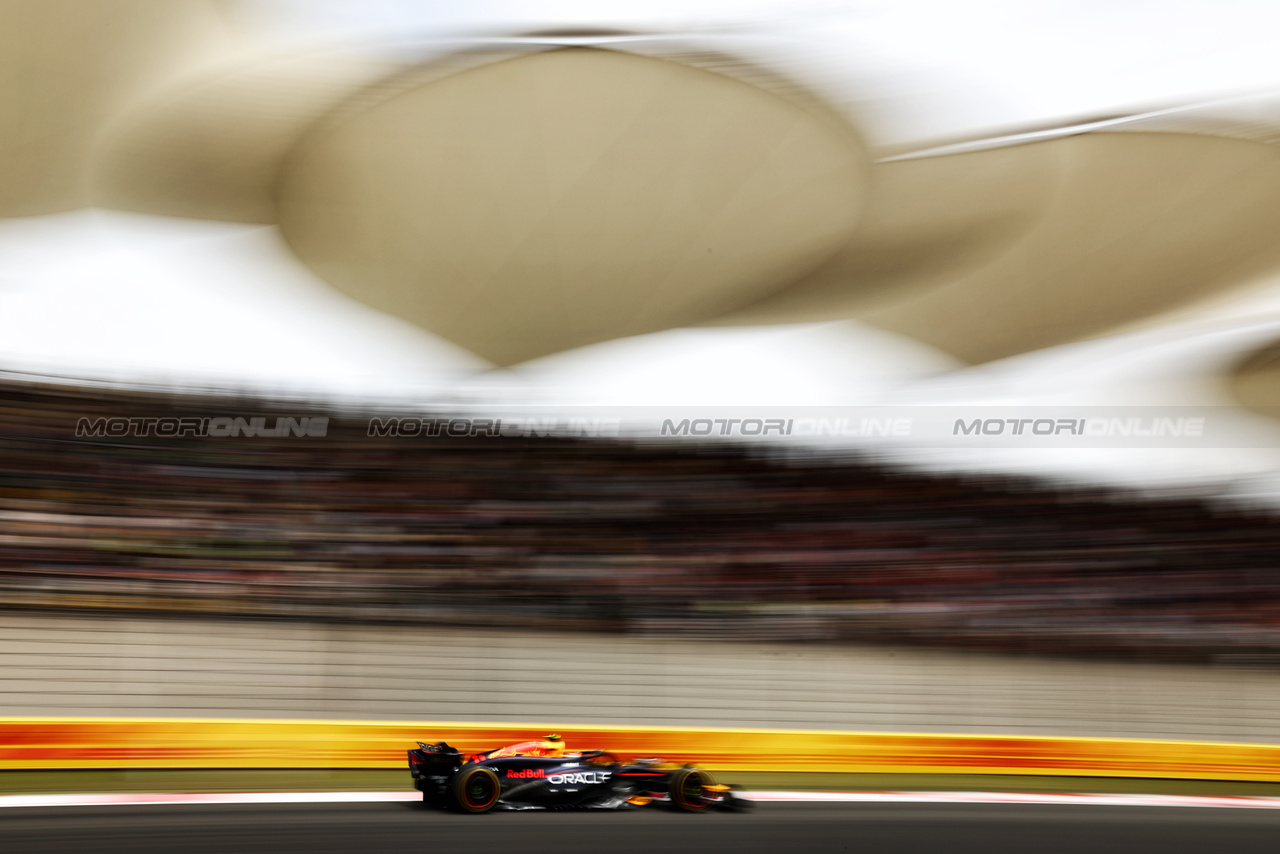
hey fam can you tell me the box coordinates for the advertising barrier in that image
[3,719,1280,781]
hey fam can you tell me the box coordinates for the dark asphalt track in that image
[4,801,1280,853]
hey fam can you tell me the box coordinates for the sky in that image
[242,0,1280,143]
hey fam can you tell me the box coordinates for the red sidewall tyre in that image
[452,766,501,813]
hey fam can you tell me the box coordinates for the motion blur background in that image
[7,0,1280,760]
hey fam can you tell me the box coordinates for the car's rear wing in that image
[407,741,465,774]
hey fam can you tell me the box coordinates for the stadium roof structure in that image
[7,0,1280,443]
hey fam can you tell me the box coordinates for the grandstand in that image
[3,374,1279,665]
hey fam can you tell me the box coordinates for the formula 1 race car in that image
[407,735,749,813]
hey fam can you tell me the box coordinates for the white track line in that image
[3,791,1280,810]
[748,791,1280,810]
[0,791,420,809]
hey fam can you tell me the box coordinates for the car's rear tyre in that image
[451,766,501,813]
[670,768,716,813]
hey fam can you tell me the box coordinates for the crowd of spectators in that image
[1,374,1280,663]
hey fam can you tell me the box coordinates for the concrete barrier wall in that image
[3,612,1280,744]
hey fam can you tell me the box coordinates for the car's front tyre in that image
[669,768,716,813]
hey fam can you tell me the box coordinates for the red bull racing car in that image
[407,735,750,813]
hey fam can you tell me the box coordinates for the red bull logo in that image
[506,768,546,779]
